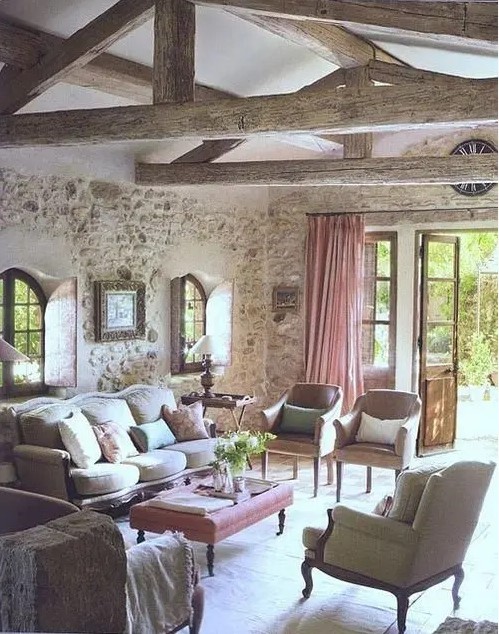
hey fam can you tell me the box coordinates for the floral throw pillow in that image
[162,401,209,442]
[92,422,138,464]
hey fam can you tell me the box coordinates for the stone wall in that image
[0,169,270,433]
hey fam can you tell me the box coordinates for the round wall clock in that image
[450,139,497,196]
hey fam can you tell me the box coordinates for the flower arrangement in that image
[212,430,276,474]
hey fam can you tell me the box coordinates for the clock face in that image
[450,139,497,196]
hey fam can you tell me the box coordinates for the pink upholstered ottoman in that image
[130,482,294,575]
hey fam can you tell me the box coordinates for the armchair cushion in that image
[388,462,446,524]
[279,404,328,434]
[58,410,102,468]
[356,412,406,445]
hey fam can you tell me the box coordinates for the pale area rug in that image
[117,464,497,634]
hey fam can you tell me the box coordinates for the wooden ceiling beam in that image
[0,17,233,106]
[0,0,155,114]
[191,1,497,47]
[226,10,403,67]
[0,80,495,148]
[171,139,246,163]
[154,0,195,104]
[367,60,495,86]
[343,66,372,159]
[135,154,498,187]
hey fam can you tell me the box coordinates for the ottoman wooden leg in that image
[207,544,215,577]
[137,529,145,544]
[276,509,286,535]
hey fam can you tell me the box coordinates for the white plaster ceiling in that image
[0,0,496,181]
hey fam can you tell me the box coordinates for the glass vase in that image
[231,461,247,493]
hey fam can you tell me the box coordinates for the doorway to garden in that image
[415,229,498,456]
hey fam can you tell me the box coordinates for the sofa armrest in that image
[13,445,72,501]
[203,418,217,438]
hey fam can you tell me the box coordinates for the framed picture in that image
[272,286,300,312]
[94,280,145,342]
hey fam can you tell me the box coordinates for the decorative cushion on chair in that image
[279,404,328,434]
[129,419,177,452]
[58,411,102,468]
[388,462,446,524]
[355,412,406,445]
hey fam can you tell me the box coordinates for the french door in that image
[417,234,460,455]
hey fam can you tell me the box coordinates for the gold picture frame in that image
[94,280,146,342]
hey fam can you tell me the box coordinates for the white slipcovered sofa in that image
[9,384,217,510]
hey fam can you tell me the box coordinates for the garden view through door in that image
[418,234,459,455]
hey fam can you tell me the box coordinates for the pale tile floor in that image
[118,440,498,633]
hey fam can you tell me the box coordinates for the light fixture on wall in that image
[190,334,217,398]
[0,337,29,363]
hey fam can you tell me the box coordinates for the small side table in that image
[180,393,256,432]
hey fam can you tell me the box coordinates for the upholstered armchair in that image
[334,389,421,502]
[301,460,496,634]
[261,383,343,497]
[0,487,203,634]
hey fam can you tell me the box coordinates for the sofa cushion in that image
[71,463,140,496]
[162,401,209,442]
[80,398,136,431]
[388,462,446,524]
[58,411,102,469]
[122,450,187,482]
[129,419,176,452]
[19,403,80,449]
[356,412,406,445]
[123,387,177,425]
[166,439,217,469]
[279,404,328,435]
[92,422,139,464]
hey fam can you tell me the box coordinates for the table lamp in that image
[0,337,29,362]
[189,335,217,398]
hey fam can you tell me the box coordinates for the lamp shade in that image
[190,334,216,356]
[0,337,30,362]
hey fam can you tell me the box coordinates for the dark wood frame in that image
[0,268,46,397]
[171,274,207,374]
[272,286,299,312]
[94,280,145,342]
[301,508,464,634]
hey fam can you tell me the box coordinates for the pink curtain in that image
[304,214,365,412]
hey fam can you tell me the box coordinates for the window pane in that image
[0,279,3,304]
[14,332,28,354]
[0,306,3,331]
[29,289,38,303]
[376,241,391,277]
[29,332,41,356]
[29,305,42,329]
[194,322,204,340]
[374,324,389,366]
[362,323,375,365]
[184,321,194,343]
[0,363,3,387]
[185,282,194,301]
[428,242,455,278]
[375,281,390,320]
[14,305,28,330]
[426,324,453,365]
[14,359,42,384]
[363,275,375,321]
[428,281,455,322]
[15,279,28,303]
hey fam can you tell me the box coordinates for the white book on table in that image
[148,491,234,515]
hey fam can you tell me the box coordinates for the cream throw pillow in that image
[58,410,102,468]
[355,412,406,445]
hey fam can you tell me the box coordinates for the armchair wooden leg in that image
[313,457,320,497]
[452,565,464,610]
[301,559,314,599]
[366,466,372,493]
[336,461,343,503]
[396,592,409,634]
[293,456,299,480]
[261,451,268,480]
[326,453,334,485]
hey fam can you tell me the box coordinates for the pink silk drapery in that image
[304,214,365,412]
